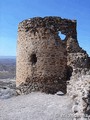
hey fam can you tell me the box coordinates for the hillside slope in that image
[0,57,16,79]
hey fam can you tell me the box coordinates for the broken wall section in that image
[16,17,77,94]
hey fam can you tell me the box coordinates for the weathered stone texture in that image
[67,38,90,118]
[16,16,90,118]
[17,17,76,93]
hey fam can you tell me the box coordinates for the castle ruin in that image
[16,17,77,93]
[16,16,90,118]
[16,16,90,94]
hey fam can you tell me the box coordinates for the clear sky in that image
[0,0,90,56]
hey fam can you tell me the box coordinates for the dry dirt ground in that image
[0,79,74,120]
[0,92,74,120]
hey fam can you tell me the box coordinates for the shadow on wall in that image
[64,66,73,94]
[66,66,73,80]
[17,65,73,95]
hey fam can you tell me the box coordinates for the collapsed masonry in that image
[16,17,90,118]
[16,16,77,93]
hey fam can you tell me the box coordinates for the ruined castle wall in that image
[66,24,90,118]
[16,17,77,94]
[16,16,90,118]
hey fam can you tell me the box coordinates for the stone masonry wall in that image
[16,17,76,94]
[66,31,90,118]
[16,16,90,118]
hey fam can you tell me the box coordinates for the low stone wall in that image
[67,44,90,118]
[67,74,90,119]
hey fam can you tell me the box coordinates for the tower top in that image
[18,16,77,39]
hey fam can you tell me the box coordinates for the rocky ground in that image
[0,77,90,120]
[0,92,74,120]
[0,79,16,99]
[0,78,75,120]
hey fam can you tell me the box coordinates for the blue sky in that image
[0,0,90,56]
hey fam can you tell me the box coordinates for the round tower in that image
[16,17,76,94]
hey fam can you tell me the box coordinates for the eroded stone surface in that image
[16,17,76,93]
[16,16,90,119]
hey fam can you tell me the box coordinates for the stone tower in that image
[16,16,90,118]
[16,16,77,94]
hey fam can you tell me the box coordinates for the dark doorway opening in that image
[30,54,37,65]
